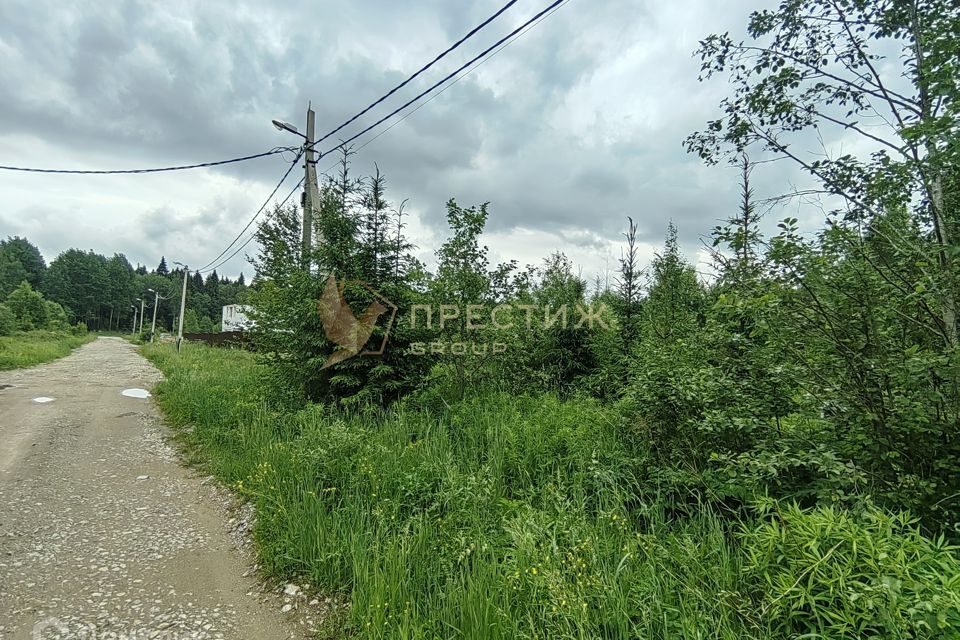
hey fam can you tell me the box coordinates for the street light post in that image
[131,305,138,335]
[273,110,318,267]
[137,298,145,333]
[147,289,160,342]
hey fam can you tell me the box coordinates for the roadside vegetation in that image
[0,280,93,369]
[148,0,960,636]
[145,1,960,635]
[0,330,97,370]
[145,342,960,638]
[0,330,94,370]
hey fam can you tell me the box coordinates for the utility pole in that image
[138,298,146,333]
[149,289,160,341]
[131,306,138,335]
[301,105,319,268]
[175,264,189,353]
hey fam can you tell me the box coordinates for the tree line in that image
[0,238,248,334]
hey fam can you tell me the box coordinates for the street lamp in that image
[137,298,146,333]
[273,111,317,267]
[130,305,138,335]
[147,288,172,342]
[146,289,160,341]
[272,119,305,139]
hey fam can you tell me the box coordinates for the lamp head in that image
[272,120,299,135]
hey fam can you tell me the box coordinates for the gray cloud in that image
[0,0,833,282]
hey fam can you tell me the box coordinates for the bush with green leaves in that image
[741,501,960,638]
[0,302,16,336]
[6,281,48,330]
[44,300,69,330]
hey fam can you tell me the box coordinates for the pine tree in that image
[615,217,642,350]
[645,222,703,343]
[156,256,169,275]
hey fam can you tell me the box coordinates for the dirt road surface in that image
[0,337,305,639]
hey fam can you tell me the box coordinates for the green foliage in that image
[44,300,69,330]
[102,1,960,635]
[42,248,109,324]
[0,250,30,299]
[644,222,704,344]
[741,502,960,638]
[250,156,431,406]
[145,343,960,639]
[0,330,95,369]
[514,252,600,392]
[6,281,48,330]
[0,236,45,293]
[0,303,16,336]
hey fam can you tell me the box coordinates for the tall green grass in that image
[0,330,95,370]
[143,343,960,639]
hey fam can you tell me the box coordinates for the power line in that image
[193,0,571,274]
[195,150,304,273]
[194,0,521,275]
[315,0,569,158]
[348,0,571,157]
[213,1,570,271]
[0,147,296,175]
[3,0,518,178]
[199,177,304,274]
[311,0,519,150]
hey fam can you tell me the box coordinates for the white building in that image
[221,304,254,332]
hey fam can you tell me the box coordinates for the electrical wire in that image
[207,0,571,273]
[315,0,568,158]
[311,0,519,150]
[201,0,567,274]
[194,149,304,273]
[348,0,571,157]
[188,0,570,274]
[198,177,304,274]
[0,147,297,175]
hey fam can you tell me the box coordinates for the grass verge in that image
[0,330,95,370]
[143,342,960,639]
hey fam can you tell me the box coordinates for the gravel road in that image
[0,337,309,639]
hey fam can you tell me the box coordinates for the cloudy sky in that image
[0,0,829,284]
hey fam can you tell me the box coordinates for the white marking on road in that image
[121,388,151,399]
[32,397,55,403]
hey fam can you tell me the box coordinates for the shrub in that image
[0,303,15,336]
[740,502,960,638]
[6,281,47,330]
[44,300,69,330]
[72,321,88,335]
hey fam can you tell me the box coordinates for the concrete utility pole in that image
[138,298,146,333]
[149,289,160,341]
[301,105,319,268]
[175,264,189,353]
[131,306,138,335]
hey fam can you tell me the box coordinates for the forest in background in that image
[0,238,248,335]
